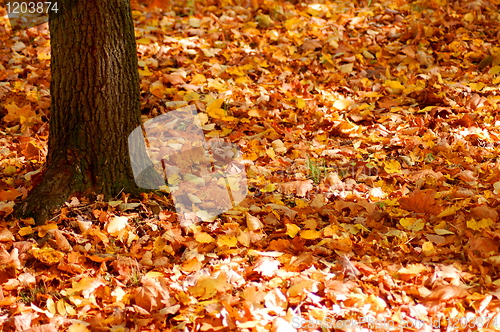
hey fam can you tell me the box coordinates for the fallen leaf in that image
[399,190,442,215]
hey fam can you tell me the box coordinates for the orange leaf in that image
[399,190,442,215]
[3,102,36,124]
[0,188,22,201]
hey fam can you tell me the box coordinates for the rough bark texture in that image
[16,0,147,224]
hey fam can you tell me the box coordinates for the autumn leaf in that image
[30,247,65,265]
[3,101,39,125]
[189,273,229,300]
[399,190,442,215]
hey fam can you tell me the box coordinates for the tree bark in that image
[16,0,150,224]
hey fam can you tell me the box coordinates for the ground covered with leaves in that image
[2,0,500,331]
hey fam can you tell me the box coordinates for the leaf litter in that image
[2,0,500,330]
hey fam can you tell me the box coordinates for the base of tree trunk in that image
[15,166,76,225]
[15,164,147,225]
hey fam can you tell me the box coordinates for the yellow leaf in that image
[384,160,401,174]
[219,127,233,136]
[189,273,229,300]
[206,99,225,119]
[56,299,66,315]
[399,218,425,231]
[149,80,165,98]
[206,78,227,91]
[489,66,500,75]
[363,91,381,98]
[422,241,435,254]
[434,228,455,235]
[67,323,90,332]
[65,303,76,315]
[467,218,493,230]
[187,193,202,204]
[294,199,308,208]
[468,82,485,91]
[138,67,153,76]
[261,183,276,193]
[31,247,65,265]
[438,205,460,218]
[321,53,335,67]
[255,14,273,28]
[136,37,151,45]
[195,232,215,243]
[384,80,404,94]
[46,298,56,314]
[339,63,353,73]
[38,51,51,60]
[191,74,206,85]
[398,264,427,275]
[188,17,201,28]
[463,12,474,23]
[217,235,238,247]
[266,148,276,159]
[19,226,33,236]
[284,17,302,31]
[300,230,321,240]
[36,223,58,237]
[226,64,253,76]
[286,224,301,238]
[296,98,306,109]
[363,50,375,59]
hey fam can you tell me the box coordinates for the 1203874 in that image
[5,1,58,14]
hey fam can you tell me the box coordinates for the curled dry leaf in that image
[49,229,72,252]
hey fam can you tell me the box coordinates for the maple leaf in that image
[399,190,442,215]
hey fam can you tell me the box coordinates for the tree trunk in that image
[16,0,148,224]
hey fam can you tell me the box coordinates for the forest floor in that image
[2,0,500,331]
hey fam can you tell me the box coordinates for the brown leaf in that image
[409,169,444,182]
[399,190,442,215]
[454,113,476,127]
[0,229,15,242]
[278,180,313,197]
[162,74,185,85]
[134,277,169,312]
[470,205,498,222]
[466,237,498,257]
[49,229,73,251]
[0,245,21,269]
[425,285,468,302]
